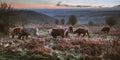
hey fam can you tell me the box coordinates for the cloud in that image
[56,2,92,7]
[56,2,73,7]
[56,2,62,6]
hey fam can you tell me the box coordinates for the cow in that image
[18,27,39,40]
[9,27,39,39]
[9,27,23,39]
[73,26,90,37]
[101,27,110,34]
[48,28,68,38]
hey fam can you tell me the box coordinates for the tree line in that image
[54,15,117,27]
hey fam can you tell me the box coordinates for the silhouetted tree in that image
[54,19,59,25]
[0,2,17,34]
[61,19,65,25]
[67,15,77,25]
[105,17,117,27]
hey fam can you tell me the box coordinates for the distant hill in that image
[14,10,56,25]
[32,8,120,24]
[114,5,120,8]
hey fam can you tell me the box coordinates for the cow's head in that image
[68,26,73,33]
[48,29,53,35]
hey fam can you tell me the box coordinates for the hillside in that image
[32,8,120,24]
[14,10,56,25]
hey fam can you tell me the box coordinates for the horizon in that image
[0,0,120,8]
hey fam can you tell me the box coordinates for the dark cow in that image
[9,27,39,39]
[73,28,90,37]
[48,29,68,38]
[9,27,23,38]
[101,27,110,34]
[18,28,38,39]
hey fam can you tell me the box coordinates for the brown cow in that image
[9,27,38,39]
[48,28,68,38]
[101,27,110,34]
[73,26,90,37]
[9,27,23,39]
[18,27,39,39]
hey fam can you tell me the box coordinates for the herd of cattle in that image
[8,25,110,39]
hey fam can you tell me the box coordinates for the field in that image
[0,24,120,60]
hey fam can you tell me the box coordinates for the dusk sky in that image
[1,0,120,8]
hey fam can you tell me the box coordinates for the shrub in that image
[67,15,77,25]
[54,19,59,25]
[61,19,65,25]
[105,17,117,27]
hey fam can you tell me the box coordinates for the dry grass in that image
[0,25,120,60]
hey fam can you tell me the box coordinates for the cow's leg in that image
[18,34,22,39]
[86,31,90,38]
[65,32,68,37]
[82,33,86,37]
[12,33,15,38]
[12,34,14,39]
[21,35,25,40]
[26,35,28,39]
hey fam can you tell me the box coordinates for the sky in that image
[1,0,120,8]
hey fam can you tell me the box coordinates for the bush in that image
[105,17,117,27]
[61,19,65,25]
[67,15,77,25]
[54,19,59,25]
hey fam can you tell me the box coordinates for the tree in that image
[67,15,77,25]
[54,19,59,25]
[105,17,117,27]
[61,19,65,25]
[0,2,18,34]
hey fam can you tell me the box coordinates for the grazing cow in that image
[48,28,68,38]
[73,26,90,37]
[18,27,39,39]
[9,27,39,39]
[101,27,110,34]
[9,27,23,38]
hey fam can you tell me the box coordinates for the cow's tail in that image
[64,28,69,37]
[87,30,90,38]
